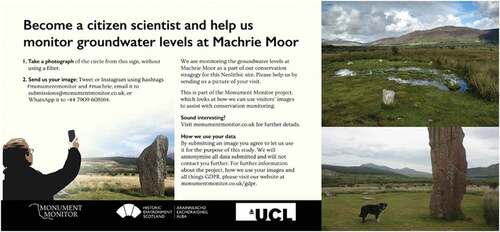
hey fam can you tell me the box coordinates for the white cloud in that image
[322,2,496,43]
[322,5,362,34]
[385,10,424,33]
[472,17,498,29]
[322,3,389,42]
[434,14,463,28]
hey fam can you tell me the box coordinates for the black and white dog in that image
[359,203,388,223]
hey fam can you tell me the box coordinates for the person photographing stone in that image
[2,137,81,200]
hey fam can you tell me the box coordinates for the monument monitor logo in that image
[29,203,81,220]
[236,203,296,222]
[116,203,142,218]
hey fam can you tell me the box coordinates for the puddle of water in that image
[335,69,356,77]
[387,76,468,92]
[384,67,468,92]
[387,77,449,91]
[443,74,468,92]
[335,65,469,92]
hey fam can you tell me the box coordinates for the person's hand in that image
[70,137,79,149]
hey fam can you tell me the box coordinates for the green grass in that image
[322,192,497,231]
[322,59,498,126]
[56,190,173,200]
[54,175,175,200]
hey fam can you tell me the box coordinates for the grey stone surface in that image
[428,127,467,220]
[137,135,168,196]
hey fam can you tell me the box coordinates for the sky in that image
[322,127,499,173]
[82,111,175,158]
[322,1,500,43]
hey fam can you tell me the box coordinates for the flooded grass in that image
[323,45,499,100]
[334,66,469,92]
[323,58,498,126]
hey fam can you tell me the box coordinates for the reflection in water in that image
[334,66,469,92]
[387,76,468,92]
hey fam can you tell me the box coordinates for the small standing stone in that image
[382,89,395,105]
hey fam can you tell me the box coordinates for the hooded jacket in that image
[3,148,81,200]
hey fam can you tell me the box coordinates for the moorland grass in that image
[483,190,499,229]
[55,175,174,200]
[322,192,497,231]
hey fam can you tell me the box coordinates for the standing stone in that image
[137,135,168,196]
[382,89,395,105]
[428,127,467,220]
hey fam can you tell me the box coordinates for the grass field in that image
[55,175,174,200]
[322,184,491,195]
[322,46,499,126]
[322,192,497,231]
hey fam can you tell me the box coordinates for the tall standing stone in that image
[428,127,467,220]
[137,135,168,196]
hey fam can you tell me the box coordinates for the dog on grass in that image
[359,203,388,223]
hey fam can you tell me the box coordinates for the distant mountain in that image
[479,28,499,43]
[83,156,174,166]
[84,157,137,165]
[370,26,499,45]
[323,162,499,179]
[467,163,499,178]
[322,38,364,46]
[167,152,174,160]
[361,163,432,178]
[322,164,405,177]
[81,156,174,175]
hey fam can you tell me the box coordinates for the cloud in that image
[322,3,389,42]
[471,1,499,29]
[477,1,499,18]
[463,127,499,168]
[322,1,495,43]
[472,17,498,29]
[384,10,424,33]
[434,14,463,27]
[83,111,174,158]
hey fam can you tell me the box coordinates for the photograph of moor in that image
[322,1,499,126]
[322,127,499,231]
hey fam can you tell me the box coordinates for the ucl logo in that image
[235,203,296,222]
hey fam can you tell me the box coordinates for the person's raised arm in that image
[40,138,81,197]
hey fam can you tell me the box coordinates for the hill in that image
[80,156,174,175]
[370,26,499,45]
[322,38,364,46]
[467,163,499,178]
[361,163,432,178]
[83,157,137,165]
[322,163,499,187]
[321,164,429,187]
[322,164,405,176]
